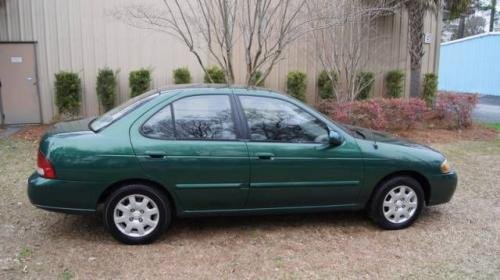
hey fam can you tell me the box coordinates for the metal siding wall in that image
[0,0,6,41]
[438,34,500,96]
[1,0,442,123]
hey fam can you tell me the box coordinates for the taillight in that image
[37,151,56,179]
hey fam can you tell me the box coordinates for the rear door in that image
[130,93,250,212]
[236,93,364,208]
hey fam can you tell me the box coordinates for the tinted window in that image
[141,105,174,139]
[173,95,236,140]
[240,96,328,143]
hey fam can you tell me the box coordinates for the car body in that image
[28,85,457,244]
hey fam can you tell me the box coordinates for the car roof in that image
[156,83,284,96]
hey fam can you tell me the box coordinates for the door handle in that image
[255,152,275,160]
[144,151,168,159]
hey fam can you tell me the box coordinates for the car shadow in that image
[43,207,445,244]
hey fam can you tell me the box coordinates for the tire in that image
[103,184,172,244]
[368,176,425,230]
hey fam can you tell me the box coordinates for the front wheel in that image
[104,184,171,244]
[368,176,424,230]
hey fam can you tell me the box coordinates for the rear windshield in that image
[90,91,159,131]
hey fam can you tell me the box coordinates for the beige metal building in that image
[0,0,442,124]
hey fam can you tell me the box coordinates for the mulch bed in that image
[9,123,498,143]
[12,125,51,141]
[393,124,498,144]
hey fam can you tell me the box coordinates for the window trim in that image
[139,93,242,142]
[236,94,330,145]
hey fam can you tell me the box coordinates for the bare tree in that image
[309,0,397,102]
[114,0,307,86]
[240,0,307,86]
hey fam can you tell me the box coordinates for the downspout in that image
[434,5,443,74]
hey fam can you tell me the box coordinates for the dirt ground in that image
[0,132,499,279]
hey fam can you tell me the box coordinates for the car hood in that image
[345,125,438,151]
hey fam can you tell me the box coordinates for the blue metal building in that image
[438,33,500,96]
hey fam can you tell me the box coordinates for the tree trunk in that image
[457,15,466,39]
[407,2,425,98]
[410,66,422,99]
[490,0,497,32]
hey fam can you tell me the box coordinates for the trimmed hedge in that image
[96,68,117,112]
[356,72,374,100]
[385,70,405,98]
[287,71,307,102]
[204,66,226,83]
[249,70,265,86]
[317,70,337,100]
[173,67,192,84]
[318,93,478,131]
[55,71,81,116]
[423,73,438,106]
[129,69,151,97]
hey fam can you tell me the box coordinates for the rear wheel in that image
[368,176,424,230]
[104,184,171,244]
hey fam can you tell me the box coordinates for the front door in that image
[0,43,41,124]
[237,95,364,209]
[131,94,250,212]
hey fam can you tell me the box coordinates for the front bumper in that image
[27,173,99,214]
[427,171,458,206]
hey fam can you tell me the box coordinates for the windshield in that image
[90,91,160,131]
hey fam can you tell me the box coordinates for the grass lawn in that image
[484,123,500,131]
[1,133,499,279]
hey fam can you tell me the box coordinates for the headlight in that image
[440,159,451,174]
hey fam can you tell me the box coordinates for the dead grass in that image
[1,134,499,279]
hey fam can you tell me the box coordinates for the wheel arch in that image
[370,170,431,205]
[97,178,177,215]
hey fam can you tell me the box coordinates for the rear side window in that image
[141,105,174,139]
[141,95,237,140]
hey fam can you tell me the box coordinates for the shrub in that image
[249,71,265,86]
[318,93,478,131]
[317,70,337,100]
[319,98,426,131]
[129,69,151,97]
[434,93,479,129]
[55,71,81,116]
[423,73,438,106]
[385,70,405,98]
[287,71,307,102]
[96,68,117,112]
[356,72,374,100]
[204,66,226,83]
[173,67,192,84]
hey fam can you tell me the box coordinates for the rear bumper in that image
[27,173,99,214]
[427,171,458,206]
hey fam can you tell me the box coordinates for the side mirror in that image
[328,130,344,147]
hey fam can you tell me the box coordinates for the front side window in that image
[142,95,237,140]
[239,96,328,143]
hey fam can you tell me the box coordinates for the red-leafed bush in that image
[434,93,479,129]
[318,93,478,131]
[325,100,386,130]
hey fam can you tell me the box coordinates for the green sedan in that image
[28,85,457,244]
